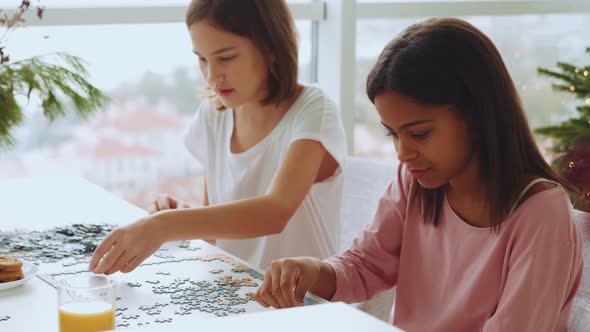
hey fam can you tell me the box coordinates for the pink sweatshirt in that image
[326,166,583,332]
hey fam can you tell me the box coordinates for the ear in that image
[266,52,278,79]
[267,55,276,69]
[264,46,276,65]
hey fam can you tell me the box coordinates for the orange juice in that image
[58,300,115,332]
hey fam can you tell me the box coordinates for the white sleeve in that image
[289,92,348,168]
[183,102,210,166]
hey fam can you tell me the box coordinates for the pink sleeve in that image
[483,209,583,331]
[324,165,410,303]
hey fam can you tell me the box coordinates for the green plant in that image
[536,47,590,212]
[0,0,109,148]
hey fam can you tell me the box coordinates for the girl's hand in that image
[255,257,322,309]
[89,217,164,274]
[148,194,191,214]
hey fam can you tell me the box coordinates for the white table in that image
[0,176,147,230]
[0,176,403,332]
[126,302,403,332]
[0,176,148,331]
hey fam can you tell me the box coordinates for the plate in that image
[0,261,38,291]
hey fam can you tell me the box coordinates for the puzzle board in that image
[0,224,322,330]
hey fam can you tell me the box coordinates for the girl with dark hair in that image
[89,0,346,275]
[256,18,583,332]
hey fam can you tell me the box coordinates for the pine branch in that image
[536,48,590,211]
[538,66,590,98]
[0,53,110,148]
[0,88,22,148]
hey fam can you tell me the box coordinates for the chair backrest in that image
[341,157,397,322]
[569,210,590,332]
[341,157,397,251]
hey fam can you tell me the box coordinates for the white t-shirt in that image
[183,85,347,269]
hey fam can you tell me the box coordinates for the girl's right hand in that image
[148,194,191,214]
[255,257,322,309]
[89,216,165,274]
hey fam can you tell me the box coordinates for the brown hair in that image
[366,18,575,229]
[186,0,299,109]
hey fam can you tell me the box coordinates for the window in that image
[354,13,590,160]
[4,0,588,207]
[2,15,313,208]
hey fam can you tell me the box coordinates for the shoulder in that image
[510,184,578,248]
[292,85,338,117]
[518,176,559,203]
[288,85,344,139]
[299,84,330,102]
[186,99,226,130]
[183,100,229,150]
[512,178,570,220]
[514,186,570,218]
[188,100,210,124]
[511,177,567,222]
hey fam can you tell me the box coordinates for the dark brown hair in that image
[366,18,575,229]
[186,0,299,108]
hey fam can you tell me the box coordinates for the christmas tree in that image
[536,47,590,212]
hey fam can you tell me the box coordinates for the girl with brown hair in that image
[90,0,346,275]
[256,18,583,332]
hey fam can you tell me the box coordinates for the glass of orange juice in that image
[57,274,116,332]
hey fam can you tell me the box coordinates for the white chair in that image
[341,157,398,322]
[568,210,590,332]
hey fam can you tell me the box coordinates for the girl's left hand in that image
[89,217,164,274]
[255,257,321,309]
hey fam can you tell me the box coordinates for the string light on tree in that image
[536,46,590,212]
